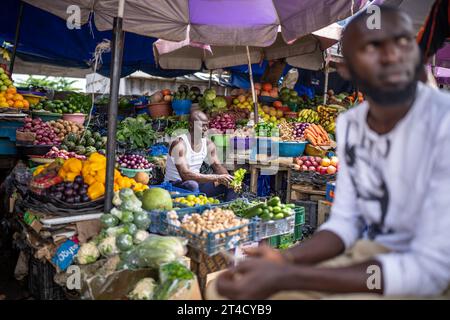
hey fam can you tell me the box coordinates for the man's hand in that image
[244,245,286,264]
[216,174,233,186]
[216,258,288,300]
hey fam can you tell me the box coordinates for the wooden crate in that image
[187,247,230,296]
[290,184,326,202]
[317,200,332,227]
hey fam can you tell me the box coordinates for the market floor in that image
[0,250,30,300]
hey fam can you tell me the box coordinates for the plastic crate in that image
[294,200,318,229]
[294,206,305,225]
[253,215,295,241]
[164,207,255,256]
[150,182,201,198]
[28,254,66,300]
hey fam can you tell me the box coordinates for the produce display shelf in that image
[154,205,256,256]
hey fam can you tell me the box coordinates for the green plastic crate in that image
[294,206,305,225]
[294,225,303,242]
[268,235,279,248]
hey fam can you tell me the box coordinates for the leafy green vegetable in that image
[116,234,134,252]
[117,117,157,149]
[100,214,119,228]
[230,168,247,192]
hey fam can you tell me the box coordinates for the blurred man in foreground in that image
[210,6,450,300]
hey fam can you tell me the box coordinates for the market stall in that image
[0,0,376,301]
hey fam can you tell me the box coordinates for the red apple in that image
[327,165,337,174]
[320,167,328,175]
[300,156,308,162]
[315,157,322,163]
[311,161,318,167]
[301,165,308,171]
[305,161,312,167]
[309,166,316,172]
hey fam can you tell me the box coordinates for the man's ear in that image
[337,62,351,81]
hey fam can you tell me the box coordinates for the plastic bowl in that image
[279,141,308,157]
[62,113,86,125]
[119,167,152,178]
[172,99,192,115]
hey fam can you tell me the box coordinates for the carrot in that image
[306,133,317,145]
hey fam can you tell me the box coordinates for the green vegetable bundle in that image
[117,117,157,149]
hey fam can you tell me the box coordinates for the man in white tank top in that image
[164,110,237,201]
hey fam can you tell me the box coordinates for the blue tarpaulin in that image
[1,0,195,78]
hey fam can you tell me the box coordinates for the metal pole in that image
[323,65,329,105]
[10,1,24,74]
[208,70,213,89]
[246,46,258,124]
[104,16,125,213]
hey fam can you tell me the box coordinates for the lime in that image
[0,68,4,74]
[274,213,284,220]
[0,86,6,91]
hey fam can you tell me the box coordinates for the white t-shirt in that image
[165,134,208,182]
[320,83,450,296]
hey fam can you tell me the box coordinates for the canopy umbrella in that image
[20,0,369,211]
[23,0,368,46]
[154,24,341,71]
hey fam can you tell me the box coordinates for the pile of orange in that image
[0,87,29,109]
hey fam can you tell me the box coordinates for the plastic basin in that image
[62,113,86,125]
[148,102,172,118]
[279,141,308,157]
[119,167,152,178]
[172,99,192,115]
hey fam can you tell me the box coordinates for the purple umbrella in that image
[24,0,368,46]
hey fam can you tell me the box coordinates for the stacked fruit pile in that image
[259,105,285,124]
[238,197,294,222]
[60,130,106,156]
[34,99,83,114]
[298,109,320,124]
[174,195,219,207]
[294,156,339,174]
[0,85,28,109]
[317,105,341,134]
[17,117,61,145]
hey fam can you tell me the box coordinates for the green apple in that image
[0,68,4,74]
[1,86,7,91]
[0,74,8,80]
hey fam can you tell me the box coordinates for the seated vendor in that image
[164,110,237,201]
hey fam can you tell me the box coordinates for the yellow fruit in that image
[233,98,239,105]
[262,106,270,113]
[0,102,8,108]
[186,195,195,201]
[276,110,284,118]
[270,116,277,122]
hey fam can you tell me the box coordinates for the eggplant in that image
[64,182,73,189]
[82,183,89,189]
[54,192,63,200]
[74,195,81,203]
[81,195,90,203]
[74,176,84,184]
[55,184,65,192]
[79,187,88,195]
[73,183,80,191]
[65,196,75,204]
[64,188,74,197]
